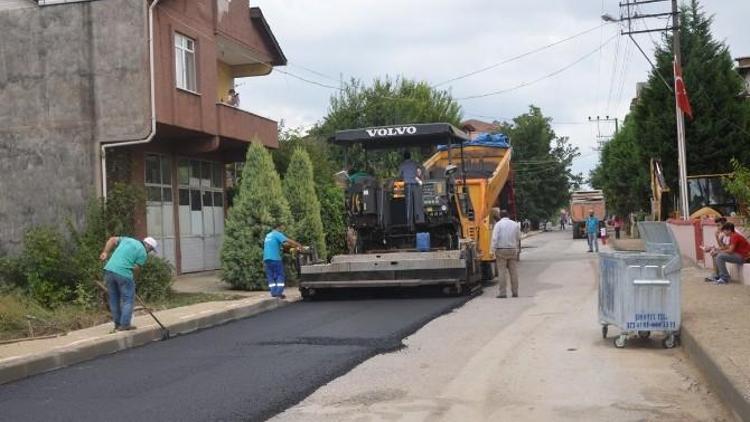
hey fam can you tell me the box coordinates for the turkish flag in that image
[674,61,693,120]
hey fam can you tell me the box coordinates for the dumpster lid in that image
[638,221,679,255]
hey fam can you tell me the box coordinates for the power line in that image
[605,34,623,115]
[433,23,608,87]
[455,33,619,101]
[287,63,342,84]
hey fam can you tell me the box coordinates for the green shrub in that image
[318,184,346,258]
[724,159,750,216]
[283,148,327,259]
[16,227,78,307]
[137,255,174,301]
[105,182,143,237]
[0,255,23,289]
[222,142,292,290]
[67,199,109,307]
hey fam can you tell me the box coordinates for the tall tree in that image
[221,143,292,290]
[312,76,463,177]
[283,148,327,259]
[632,0,750,216]
[505,106,581,225]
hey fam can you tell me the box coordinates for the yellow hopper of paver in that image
[422,135,513,279]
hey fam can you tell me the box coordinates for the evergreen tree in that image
[632,0,750,215]
[505,106,581,225]
[221,143,291,290]
[283,148,327,259]
[273,125,346,259]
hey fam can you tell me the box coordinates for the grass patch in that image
[149,292,246,310]
[0,290,244,342]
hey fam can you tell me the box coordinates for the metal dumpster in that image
[598,222,681,349]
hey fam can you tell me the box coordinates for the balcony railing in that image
[216,103,278,148]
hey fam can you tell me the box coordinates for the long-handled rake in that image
[95,280,171,340]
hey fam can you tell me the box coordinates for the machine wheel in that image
[300,287,316,301]
[662,334,677,349]
[638,331,651,340]
[614,335,627,349]
[480,261,495,282]
[601,325,608,339]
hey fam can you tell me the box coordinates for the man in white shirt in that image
[491,209,521,298]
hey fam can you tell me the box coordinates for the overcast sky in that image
[239,0,750,178]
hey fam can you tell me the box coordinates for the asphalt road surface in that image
[0,289,473,421]
[273,229,732,421]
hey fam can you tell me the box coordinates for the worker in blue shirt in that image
[264,223,303,299]
[586,210,600,253]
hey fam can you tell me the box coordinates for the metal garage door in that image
[178,159,225,273]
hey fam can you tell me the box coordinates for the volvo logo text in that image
[366,126,417,137]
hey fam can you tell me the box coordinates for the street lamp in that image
[601,13,619,23]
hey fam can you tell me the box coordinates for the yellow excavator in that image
[298,123,513,298]
[650,159,737,220]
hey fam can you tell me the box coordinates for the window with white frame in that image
[175,33,197,92]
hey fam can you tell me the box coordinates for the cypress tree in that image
[283,148,327,259]
[221,143,291,290]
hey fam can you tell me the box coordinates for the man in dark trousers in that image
[713,222,750,284]
[264,223,303,299]
[99,236,158,332]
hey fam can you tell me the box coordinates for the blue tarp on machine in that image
[437,132,510,151]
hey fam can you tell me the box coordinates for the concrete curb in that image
[681,325,748,421]
[0,297,295,385]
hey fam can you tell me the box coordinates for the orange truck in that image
[570,190,606,239]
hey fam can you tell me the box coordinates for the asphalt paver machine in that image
[298,123,513,299]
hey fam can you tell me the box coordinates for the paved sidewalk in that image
[0,273,299,385]
[171,270,260,296]
[681,265,750,421]
[611,237,750,420]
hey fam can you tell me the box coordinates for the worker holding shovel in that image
[99,236,158,332]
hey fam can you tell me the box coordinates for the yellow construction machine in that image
[298,123,513,298]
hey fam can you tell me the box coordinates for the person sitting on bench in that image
[711,222,750,284]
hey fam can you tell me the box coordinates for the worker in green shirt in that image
[100,236,158,331]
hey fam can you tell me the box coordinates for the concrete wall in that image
[0,0,150,253]
[667,220,698,264]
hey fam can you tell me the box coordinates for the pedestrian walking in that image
[491,209,521,298]
[586,210,599,253]
[99,236,158,332]
[560,212,567,231]
[613,216,622,239]
[710,222,750,284]
[264,223,303,299]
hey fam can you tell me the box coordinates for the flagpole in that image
[672,0,689,220]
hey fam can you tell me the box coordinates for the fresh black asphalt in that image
[0,291,473,422]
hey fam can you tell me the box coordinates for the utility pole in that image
[587,115,619,151]
[615,0,688,219]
